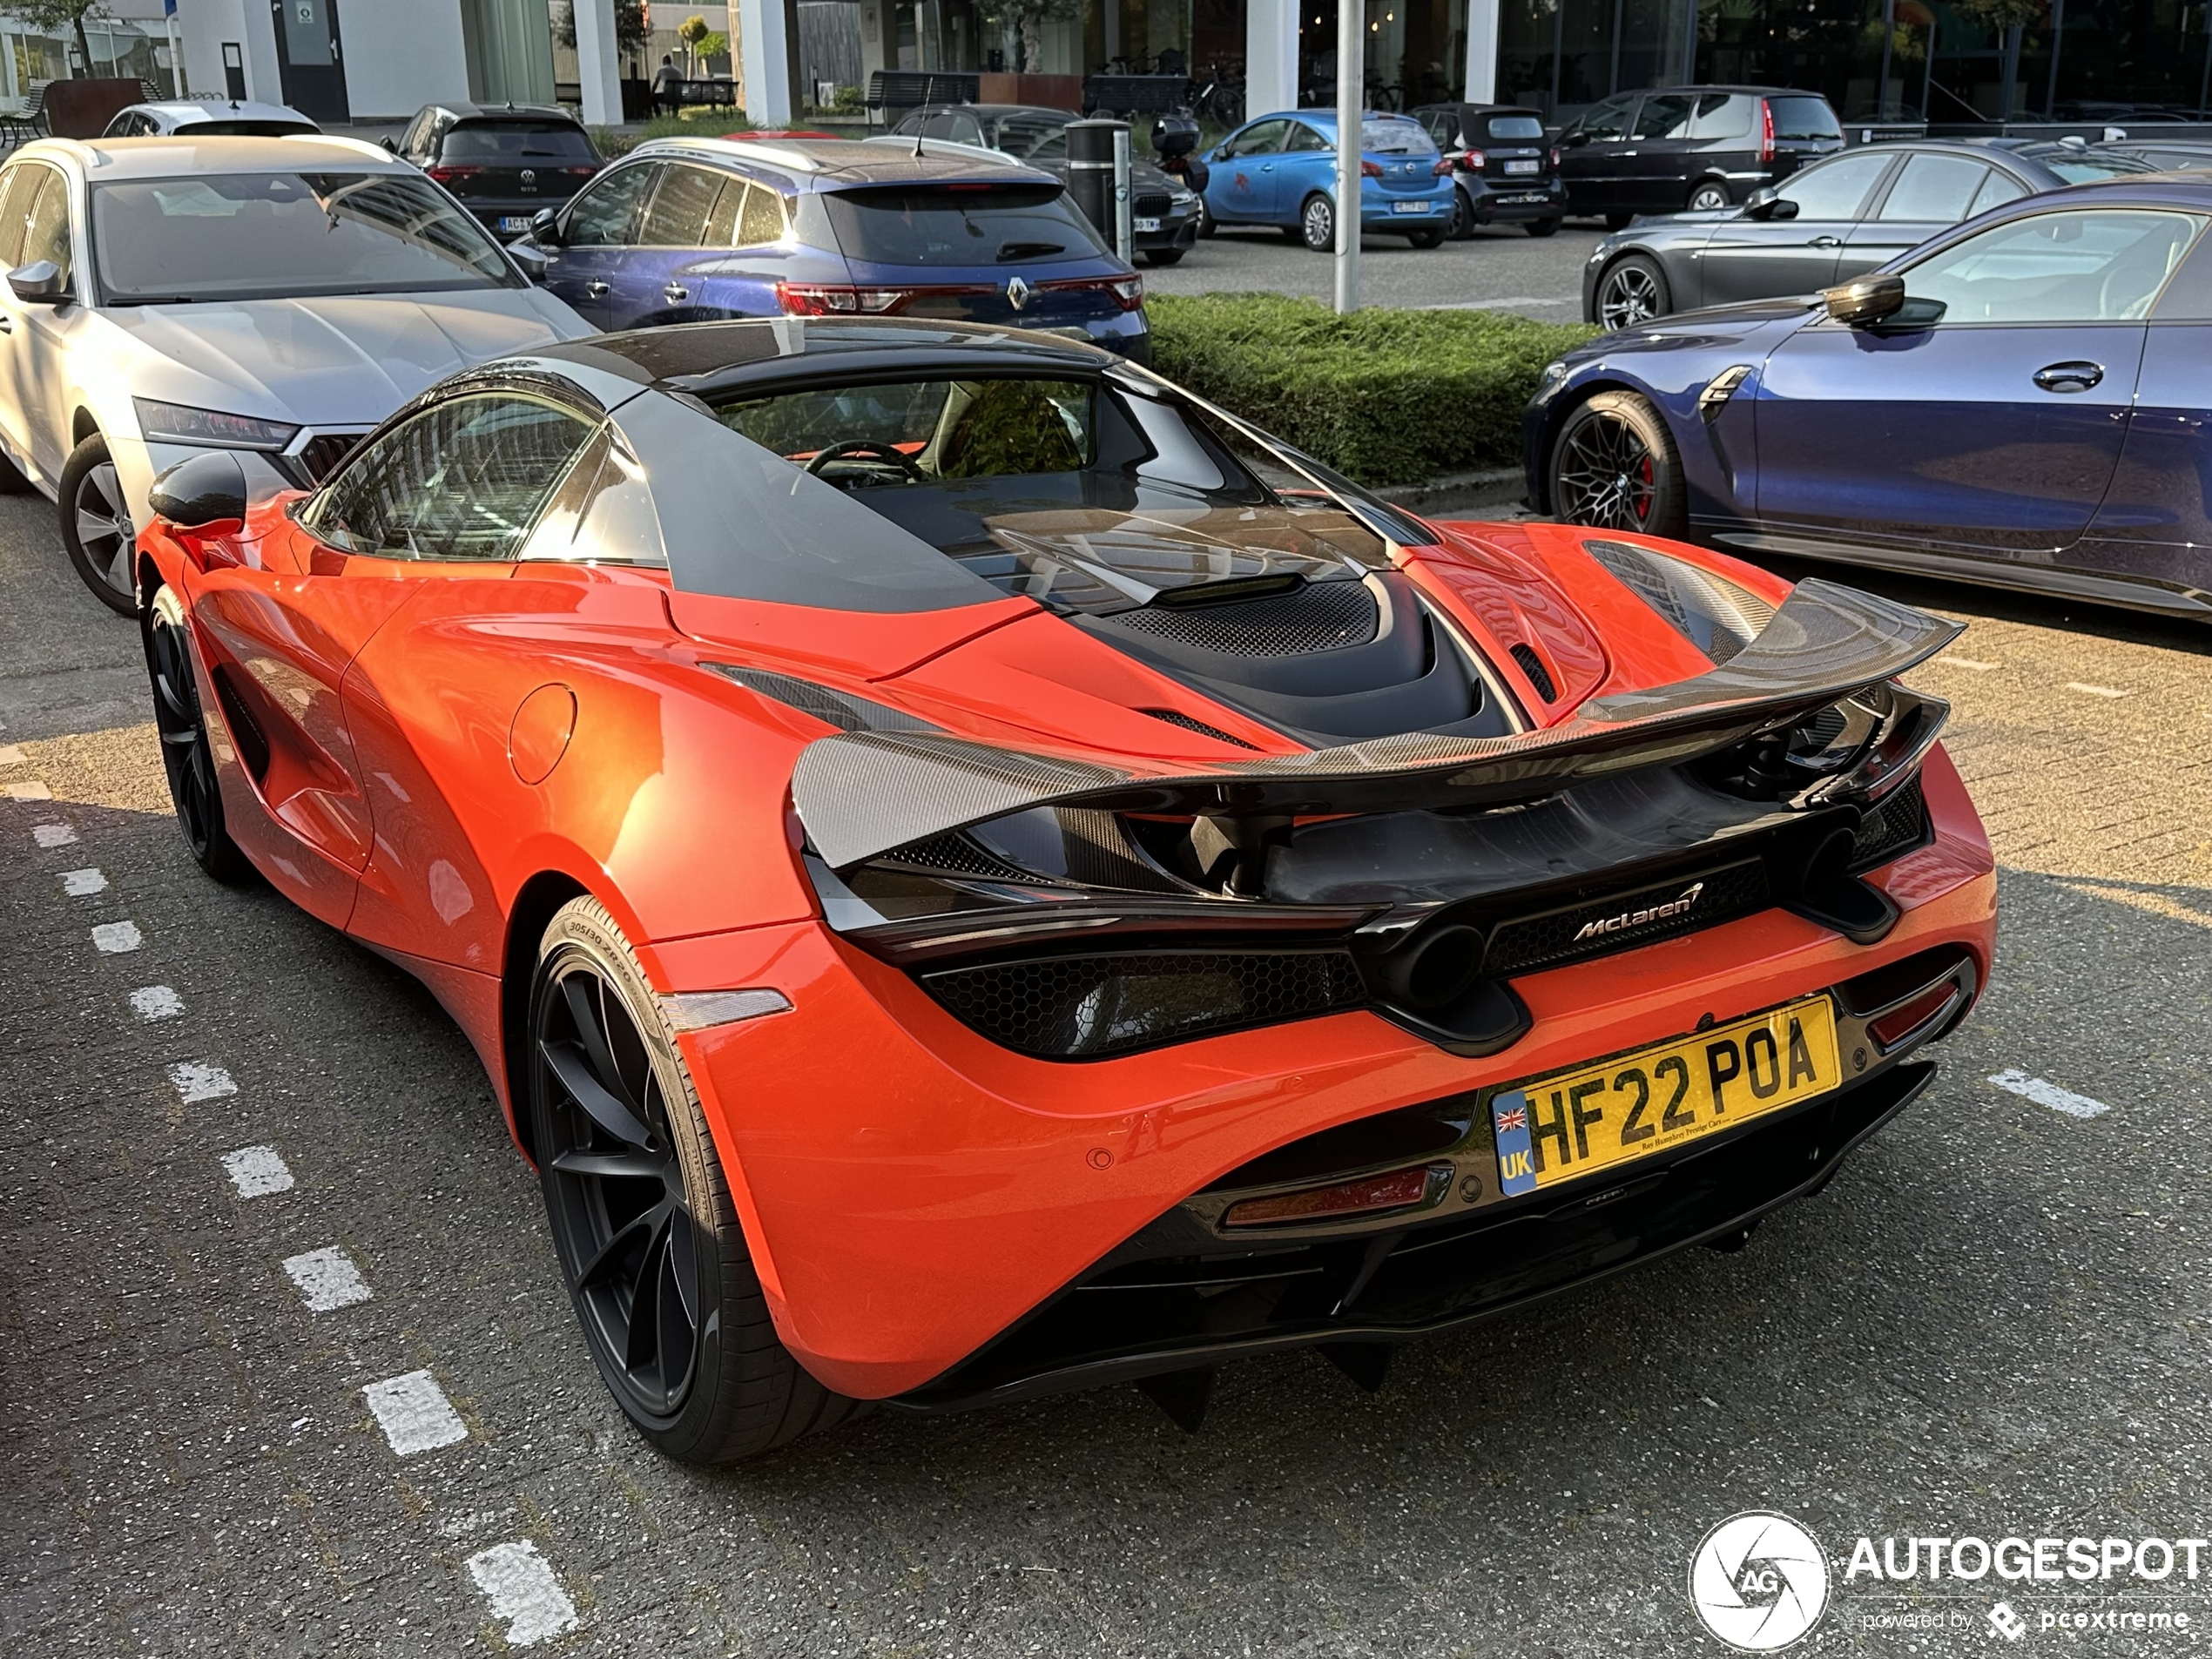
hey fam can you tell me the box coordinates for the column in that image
[573,0,624,127]
[1244,0,1298,119]
[1462,0,1496,100]
[739,0,794,125]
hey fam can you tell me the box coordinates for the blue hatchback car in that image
[1201,110,1456,251]
[1524,174,2212,619]
[515,136,1150,359]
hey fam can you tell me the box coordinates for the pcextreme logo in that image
[1689,1512,1832,1651]
[1574,880,1703,942]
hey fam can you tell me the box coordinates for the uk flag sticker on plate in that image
[1492,1090,1537,1197]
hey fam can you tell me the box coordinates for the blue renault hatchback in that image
[515,136,1150,358]
[1201,110,1455,251]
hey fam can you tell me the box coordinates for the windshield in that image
[91,172,518,303]
[1767,95,1842,141]
[995,113,1070,156]
[2036,150,2157,183]
[1360,117,1437,155]
[820,184,1109,266]
[187,118,318,136]
[442,122,597,162]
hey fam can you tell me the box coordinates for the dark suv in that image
[1411,103,1565,237]
[393,102,604,239]
[1554,85,1842,227]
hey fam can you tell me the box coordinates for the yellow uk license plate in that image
[1491,997,1841,1197]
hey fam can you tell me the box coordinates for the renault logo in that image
[1006,275,1031,311]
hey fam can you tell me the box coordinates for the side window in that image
[638,163,725,247]
[20,171,73,287]
[1906,209,2205,324]
[1579,96,1637,142]
[305,395,597,562]
[1632,95,1696,140]
[563,162,658,246]
[1224,118,1289,158]
[702,176,741,246]
[0,166,41,268]
[1877,154,1991,222]
[1775,151,1894,220]
[1687,93,1751,139]
[1967,169,2027,218]
[400,111,429,158]
[1285,123,1330,153]
[738,181,786,246]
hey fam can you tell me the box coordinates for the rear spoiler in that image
[792,577,1961,869]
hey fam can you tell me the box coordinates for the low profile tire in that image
[143,586,254,885]
[1526,217,1561,238]
[1687,180,1730,212]
[1604,211,1634,232]
[61,433,137,615]
[1406,223,1447,249]
[1143,248,1185,266]
[1548,389,1689,539]
[529,897,866,1464]
[1298,192,1336,252]
[1595,252,1671,330]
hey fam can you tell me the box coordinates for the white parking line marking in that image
[0,744,24,765]
[220,1145,293,1198]
[3,779,51,800]
[466,1541,579,1647]
[129,985,184,1020]
[91,921,142,954]
[281,1247,371,1312]
[1988,1069,2111,1119]
[32,821,78,846]
[1418,294,1576,310]
[1938,655,2000,671]
[2065,682,2129,698]
[60,867,107,896]
[170,1061,238,1103]
[363,1371,468,1456]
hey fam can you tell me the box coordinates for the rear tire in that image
[60,433,137,616]
[1406,223,1447,249]
[1197,200,1217,237]
[143,586,255,885]
[1547,389,1688,539]
[1448,191,1474,239]
[530,897,867,1464]
[1526,217,1561,238]
[1298,192,1335,252]
[1687,179,1730,212]
[1595,253,1671,330]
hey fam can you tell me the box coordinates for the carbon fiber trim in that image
[705,664,944,734]
[791,578,1960,869]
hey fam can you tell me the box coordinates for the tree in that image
[678,13,710,74]
[12,0,105,80]
[551,1,651,62]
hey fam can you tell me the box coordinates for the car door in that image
[604,160,726,327]
[1620,92,1698,212]
[1556,95,1638,215]
[1279,120,1333,219]
[1838,152,2005,282]
[694,175,799,319]
[0,165,83,482]
[1754,205,2197,559]
[1697,149,1897,307]
[539,159,661,327]
[1209,118,1290,222]
[0,160,46,474]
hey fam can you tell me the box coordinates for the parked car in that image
[1409,102,1564,238]
[103,98,318,138]
[515,136,1150,358]
[391,101,604,239]
[1202,109,1455,249]
[135,314,1992,1460]
[1529,175,2212,618]
[1583,138,2156,328]
[2096,137,2212,172]
[0,134,590,613]
[884,103,1202,266]
[1554,85,1844,229]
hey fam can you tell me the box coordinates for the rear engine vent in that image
[1508,642,1557,702]
[1483,860,1771,978]
[1103,580,1379,658]
[1140,707,1260,749]
[881,833,1035,881]
[922,950,1366,1059]
[1847,773,1930,871]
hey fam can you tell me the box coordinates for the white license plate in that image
[1504,159,1539,175]
[1392,200,1427,214]
[1134,216,1161,233]
[498,215,531,232]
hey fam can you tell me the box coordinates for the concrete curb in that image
[1373,466,1528,518]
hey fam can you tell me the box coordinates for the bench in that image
[865,71,979,125]
[0,83,49,149]
[674,77,738,109]
[1082,74,1192,117]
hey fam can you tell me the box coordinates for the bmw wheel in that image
[61,433,137,616]
[1548,390,1688,539]
[530,897,866,1463]
[143,586,254,884]
[1595,253,1670,330]
[1197,199,1217,237]
[1687,180,1730,212]
[1299,192,1336,252]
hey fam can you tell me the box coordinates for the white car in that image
[0,134,593,611]
[103,99,320,138]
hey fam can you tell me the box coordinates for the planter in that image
[979,72,1081,112]
[43,78,142,138]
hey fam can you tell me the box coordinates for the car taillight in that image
[1458,148,1486,172]
[426,164,482,184]
[1360,158,1384,179]
[1035,273,1146,313]
[564,164,600,178]
[1869,982,1960,1050]
[1759,98,1776,164]
[1549,145,1561,168]
[777,282,911,315]
[1222,1165,1439,1228]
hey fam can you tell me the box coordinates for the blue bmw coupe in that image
[1525,173,2212,618]
[1202,110,1457,251]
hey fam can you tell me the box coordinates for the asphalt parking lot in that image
[4,475,2211,1659]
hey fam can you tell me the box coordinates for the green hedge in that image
[1146,293,1597,489]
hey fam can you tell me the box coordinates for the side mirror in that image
[1822,273,1906,327]
[507,240,550,281]
[530,206,563,246]
[381,135,399,152]
[1562,130,1589,148]
[8,260,67,303]
[147,451,248,533]
[1743,189,1797,220]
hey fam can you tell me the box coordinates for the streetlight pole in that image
[1334,0,1363,314]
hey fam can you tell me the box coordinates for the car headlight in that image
[1170,187,1198,207]
[1539,359,1569,389]
[132,398,300,452]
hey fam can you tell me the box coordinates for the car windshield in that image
[442,122,597,161]
[994,113,1069,155]
[1360,117,1436,155]
[2032,149,2156,183]
[186,118,318,136]
[819,184,1108,266]
[1767,95,1841,140]
[91,171,518,303]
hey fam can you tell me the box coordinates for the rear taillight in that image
[1759,98,1776,164]
[1360,158,1384,179]
[1549,145,1562,168]
[1869,982,1960,1050]
[777,282,911,315]
[1036,273,1146,313]
[1458,148,1486,172]
[426,164,482,184]
[564,164,600,178]
[1223,1164,1438,1228]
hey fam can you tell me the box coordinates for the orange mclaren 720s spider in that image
[133,319,1995,1462]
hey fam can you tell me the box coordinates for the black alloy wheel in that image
[61,432,137,615]
[529,897,864,1463]
[1299,192,1336,252]
[1548,390,1688,538]
[143,586,253,883]
[1595,253,1670,330]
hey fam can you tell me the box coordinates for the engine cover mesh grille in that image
[1848,773,1929,870]
[1102,581,1379,657]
